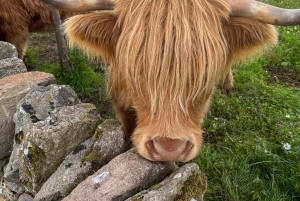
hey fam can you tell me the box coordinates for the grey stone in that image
[34,138,94,201]
[0,82,38,160]
[0,41,18,60]
[14,85,81,129]
[0,58,27,79]
[127,163,207,201]
[34,120,130,201]
[83,119,131,170]
[0,180,21,201]
[4,85,81,183]
[19,193,34,201]
[0,157,9,174]
[63,149,177,201]
[18,103,101,194]
[4,181,24,194]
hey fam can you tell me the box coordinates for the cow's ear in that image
[223,17,277,68]
[64,12,119,62]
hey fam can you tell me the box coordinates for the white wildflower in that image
[283,143,291,150]
[285,115,290,118]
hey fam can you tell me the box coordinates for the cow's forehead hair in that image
[113,0,230,116]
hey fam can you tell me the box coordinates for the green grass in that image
[25,1,300,200]
[193,1,300,200]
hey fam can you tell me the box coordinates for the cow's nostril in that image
[180,141,193,158]
[146,140,161,160]
[146,138,193,161]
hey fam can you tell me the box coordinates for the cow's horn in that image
[40,0,114,12]
[230,0,300,26]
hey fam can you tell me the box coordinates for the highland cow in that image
[0,0,80,58]
[41,0,300,162]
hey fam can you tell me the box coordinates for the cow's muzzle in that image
[146,137,193,162]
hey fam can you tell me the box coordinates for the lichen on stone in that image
[26,142,45,165]
[149,183,163,191]
[82,148,97,163]
[93,129,103,142]
[174,171,207,201]
[129,194,144,201]
[82,129,103,163]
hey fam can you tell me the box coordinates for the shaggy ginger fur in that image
[64,0,277,162]
[0,0,80,58]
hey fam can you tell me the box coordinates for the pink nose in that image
[146,137,193,162]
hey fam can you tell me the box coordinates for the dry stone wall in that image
[0,41,207,201]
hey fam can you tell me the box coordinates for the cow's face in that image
[129,93,213,162]
[42,0,292,162]
[108,0,233,162]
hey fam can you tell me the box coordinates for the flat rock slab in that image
[0,58,27,79]
[63,149,177,201]
[0,41,18,60]
[127,163,207,201]
[0,72,56,96]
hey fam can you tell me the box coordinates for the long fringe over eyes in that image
[114,0,230,119]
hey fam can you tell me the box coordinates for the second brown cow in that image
[0,0,80,58]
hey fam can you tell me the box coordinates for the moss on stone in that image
[82,129,103,163]
[27,143,45,165]
[174,172,207,201]
[21,180,33,191]
[20,167,33,190]
[93,129,103,142]
[149,183,163,191]
[129,194,144,201]
[82,150,97,163]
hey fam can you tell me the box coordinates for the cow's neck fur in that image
[114,0,230,120]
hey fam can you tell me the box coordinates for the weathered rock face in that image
[83,119,131,170]
[18,103,101,194]
[34,120,131,201]
[15,84,81,128]
[18,193,34,201]
[127,163,207,201]
[0,41,18,60]
[0,58,27,79]
[0,41,26,80]
[0,82,38,160]
[33,138,94,201]
[4,84,81,183]
[63,149,177,201]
